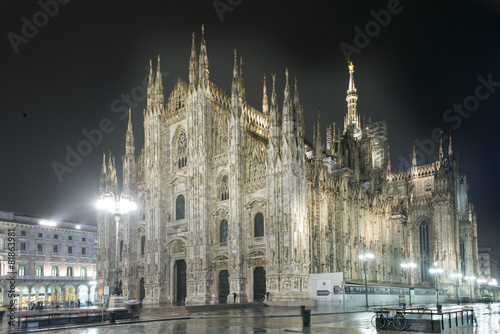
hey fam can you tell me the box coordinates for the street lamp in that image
[359,245,375,308]
[464,276,475,302]
[451,273,462,305]
[401,260,417,306]
[477,278,487,298]
[429,265,443,310]
[96,192,137,296]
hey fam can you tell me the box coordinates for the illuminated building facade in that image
[97,27,480,305]
[0,210,97,309]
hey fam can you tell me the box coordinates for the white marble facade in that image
[97,28,479,305]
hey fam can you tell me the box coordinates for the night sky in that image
[1,1,499,255]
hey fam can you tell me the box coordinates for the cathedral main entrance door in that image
[253,267,266,302]
[175,260,186,305]
[218,270,229,303]
[139,278,145,301]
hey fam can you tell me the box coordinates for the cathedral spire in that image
[293,76,300,110]
[294,76,305,142]
[439,130,444,162]
[262,74,268,115]
[231,49,240,108]
[344,61,361,138]
[101,152,107,175]
[315,108,323,161]
[448,128,454,158]
[412,140,417,167]
[189,32,198,88]
[239,56,245,102]
[155,55,164,108]
[126,109,135,156]
[147,59,154,108]
[387,145,392,175]
[198,25,209,88]
[269,73,279,148]
[459,150,465,175]
[100,152,107,191]
[282,68,293,135]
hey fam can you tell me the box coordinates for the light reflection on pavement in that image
[5,303,499,334]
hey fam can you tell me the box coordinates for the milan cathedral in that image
[97,27,479,305]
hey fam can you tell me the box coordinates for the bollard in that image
[302,309,311,327]
[109,311,116,323]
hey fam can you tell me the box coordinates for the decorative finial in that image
[348,61,354,73]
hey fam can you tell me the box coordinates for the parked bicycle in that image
[371,309,407,330]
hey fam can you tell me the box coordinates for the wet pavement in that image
[1,302,498,333]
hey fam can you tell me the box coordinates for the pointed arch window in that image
[51,266,58,277]
[141,235,146,255]
[419,221,431,281]
[176,194,185,220]
[80,267,87,278]
[177,131,187,168]
[18,265,25,276]
[220,220,228,243]
[218,175,229,201]
[67,266,73,277]
[254,213,264,238]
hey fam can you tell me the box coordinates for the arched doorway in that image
[139,278,145,301]
[218,270,229,303]
[253,267,266,302]
[174,260,186,305]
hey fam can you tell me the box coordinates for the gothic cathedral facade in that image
[97,28,479,305]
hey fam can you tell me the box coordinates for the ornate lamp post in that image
[401,260,417,306]
[96,192,137,296]
[451,273,462,305]
[429,265,443,310]
[464,276,475,302]
[359,245,375,308]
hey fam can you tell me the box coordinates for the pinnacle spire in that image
[284,68,290,101]
[315,107,323,159]
[269,73,280,148]
[293,76,300,112]
[448,128,453,158]
[147,59,154,108]
[101,152,107,176]
[262,74,268,114]
[239,56,245,101]
[344,61,360,138]
[439,130,444,162]
[282,68,294,136]
[198,25,209,87]
[231,49,240,106]
[126,109,135,156]
[189,32,198,87]
[155,55,164,107]
[412,139,417,166]
[387,145,392,175]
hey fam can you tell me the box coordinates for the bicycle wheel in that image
[392,315,407,331]
[371,314,385,329]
